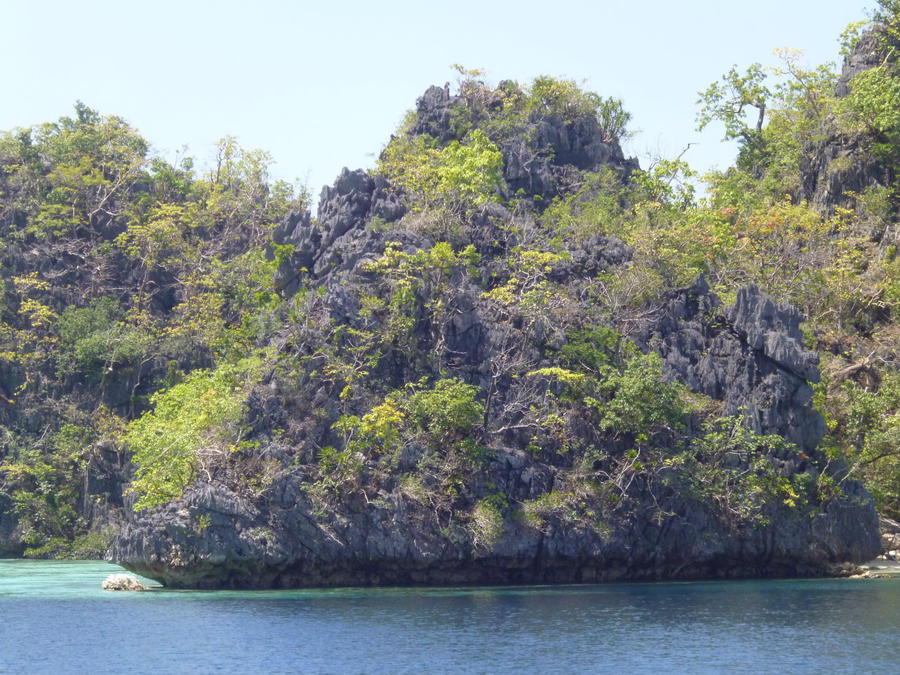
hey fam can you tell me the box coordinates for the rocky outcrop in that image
[108,80,882,589]
[835,31,885,98]
[410,82,639,202]
[801,29,896,212]
[110,266,880,588]
[110,453,880,589]
[640,277,824,451]
[272,168,407,295]
[102,573,148,591]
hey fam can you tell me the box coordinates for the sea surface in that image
[1,560,898,674]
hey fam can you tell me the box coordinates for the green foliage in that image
[324,377,486,509]
[334,377,483,461]
[558,325,625,370]
[471,493,506,548]
[334,394,406,459]
[528,76,630,140]
[521,486,608,534]
[844,65,900,161]
[699,51,837,190]
[363,240,479,354]
[631,158,697,209]
[5,103,150,240]
[697,63,770,170]
[115,202,197,272]
[0,420,100,554]
[307,445,365,498]
[540,168,629,240]
[830,373,900,517]
[0,274,58,366]
[840,21,870,57]
[365,241,479,310]
[5,21,900,559]
[406,378,483,442]
[676,417,812,527]
[520,331,687,458]
[482,247,571,329]
[124,358,261,510]
[593,352,687,438]
[522,490,573,526]
[55,296,148,380]
[873,0,900,44]
[379,128,503,220]
[22,528,114,559]
[2,460,80,551]
[526,366,585,385]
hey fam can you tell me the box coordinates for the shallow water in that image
[1,560,898,673]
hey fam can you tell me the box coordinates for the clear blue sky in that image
[4,0,874,199]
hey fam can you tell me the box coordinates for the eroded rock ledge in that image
[111,473,878,589]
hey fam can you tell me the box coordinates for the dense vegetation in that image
[0,108,304,555]
[1,4,899,562]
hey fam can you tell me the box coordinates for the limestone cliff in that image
[109,80,881,586]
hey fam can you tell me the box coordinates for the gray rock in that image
[109,458,880,588]
[640,277,825,451]
[409,81,639,203]
[835,30,884,97]
[107,81,882,590]
[102,573,148,591]
[726,285,819,382]
[109,269,881,589]
[271,168,407,295]
[797,28,897,211]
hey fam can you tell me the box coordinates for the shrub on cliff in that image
[124,357,263,510]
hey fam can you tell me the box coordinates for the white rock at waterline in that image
[102,573,147,591]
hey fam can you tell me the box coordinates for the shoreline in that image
[853,559,900,579]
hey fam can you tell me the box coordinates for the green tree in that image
[380,128,503,220]
[697,63,771,173]
[124,358,261,510]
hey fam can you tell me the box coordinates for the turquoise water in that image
[1,560,899,673]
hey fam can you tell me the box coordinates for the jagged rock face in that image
[411,84,460,143]
[835,31,884,97]
[111,170,879,587]
[110,458,879,589]
[803,137,895,215]
[802,29,896,211]
[109,83,882,589]
[640,277,824,451]
[727,285,819,383]
[410,83,639,202]
[271,168,408,294]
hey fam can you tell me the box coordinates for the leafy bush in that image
[677,417,811,527]
[558,325,633,373]
[363,240,479,349]
[333,394,406,459]
[593,352,687,438]
[407,378,483,443]
[379,128,503,218]
[124,358,260,510]
[528,76,630,140]
[56,296,148,379]
[334,377,483,460]
[844,65,900,161]
[471,493,506,549]
[834,373,900,517]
